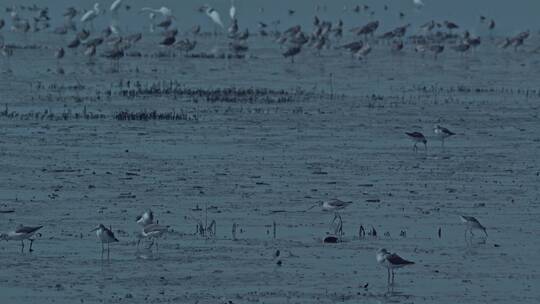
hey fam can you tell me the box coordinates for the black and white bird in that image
[405,132,427,152]
[376,248,414,285]
[91,224,119,259]
[460,216,487,243]
[0,225,43,252]
[434,125,455,147]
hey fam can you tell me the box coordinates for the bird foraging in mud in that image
[433,125,455,147]
[405,132,427,152]
[460,215,487,244]
[0,225,43,253]
[376,248,414,285]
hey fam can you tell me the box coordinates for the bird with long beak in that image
[90,224,119,260]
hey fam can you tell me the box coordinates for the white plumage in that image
[229,0,236,20]
[110,0,122,12]
[141,6,173,18]
[81,3,100,23]
[203,5,224,28]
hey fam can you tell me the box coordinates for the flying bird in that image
[230,0,236,20]
[81,3,101,23]
[141,6,173,18]
[200,5,224,28]
[110,0,123,13]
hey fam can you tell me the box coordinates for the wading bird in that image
[91,224,119,259]
[405,132,427,152]
[376,248,414,285]
[433,125,455,147]
[460,216,487,244]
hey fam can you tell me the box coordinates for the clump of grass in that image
[114,110,197,121]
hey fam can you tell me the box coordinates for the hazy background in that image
[2,0,538,36]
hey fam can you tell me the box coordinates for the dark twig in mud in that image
[232,222,238,241]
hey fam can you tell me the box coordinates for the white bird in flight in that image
[81,3,101,23]
[230,0,236,20]
[110,0,122,13]
[201,5,224,28]
[413,0,424,8]
[140,6,173,18]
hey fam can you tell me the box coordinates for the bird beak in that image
[304,203,318,211]
[90,227,99,232]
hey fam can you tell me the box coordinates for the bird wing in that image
[211,12,224,28]
[441,127,455,135]
[140,7,159,14]
[16,226,43,234]
[143,224,168,234]
[230,6,236,20]
[105,228,118,241]
[387,253,414,265]
[81,10,96,22]
[110,0,122,12]
[460,215,477,223]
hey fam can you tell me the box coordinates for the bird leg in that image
[107,242,110,260]
[29,239,34,252]
[391,270,395,285]
[387,268,390,285]
[20,240,24,253]
[101,243,104,259]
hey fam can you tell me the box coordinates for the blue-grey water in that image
[0,1,540,304]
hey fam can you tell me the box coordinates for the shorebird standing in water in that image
[376,248,414,285]
[405,132,427,152]
[91,224,119,259]
[0,225,43,253]
[460,216,487,244]
[434,125,455,147]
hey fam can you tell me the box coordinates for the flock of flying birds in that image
[0,0,533,73]
[0,0,495,287]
